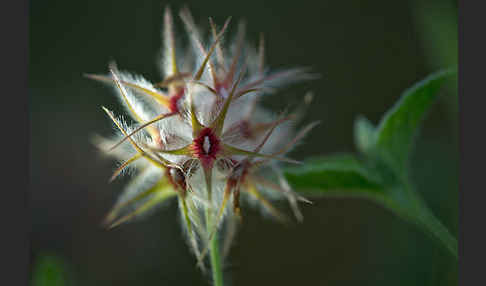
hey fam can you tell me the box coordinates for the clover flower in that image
[87,6,318,271]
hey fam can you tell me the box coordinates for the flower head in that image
[88,6,318,268]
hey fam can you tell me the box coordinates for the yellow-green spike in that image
[185,193,207,237]
[108,112,176,152]
[222,143,301,164]
[105,68,168,146]
[192,81,218,95]
[272,121,320,156]
[102,106,143,154]
[209,17,226,72]
[217,187,232,224]
[187,87,204,137]
[143,146,180,168]
[179,194,193,234]
[164,6,178,76]
[251,114,292,155]
[103,179,166,226]
[225,20,246,84]
[85,73,171,110]
[109,153,142,182]
[158,144,192,156]
[186,17,231,137]
[250,174,312,205]
[193,17,231,81]
[105,184,177,229]
[258,32,265,75]
[156,72,191,88]
[108,70,145,123]
[222,211,239,259]
[211,70,245,136]
[179,195,207,273]
[247,183,289,224]
[107,197,162,229]
[234,88,260,100]
[102,106,168,169]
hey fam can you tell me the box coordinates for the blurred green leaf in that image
[379,184,458,259]
[31,254,69,286]
[286,70,457,259]
[358,69,455,175]
[284,154,384,198]
[285,155,458,259]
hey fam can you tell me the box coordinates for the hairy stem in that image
[204,175,223,286]
[210,231,223,286]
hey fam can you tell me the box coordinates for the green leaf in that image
[284,154,384,199]
[285,155,458,259]
[285,71,458,258]
[379,184,458,259]
[31,254,69,286]
[356,69,455,175]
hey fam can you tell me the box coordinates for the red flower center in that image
[192,127,221,168]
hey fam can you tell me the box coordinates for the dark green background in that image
[30,0,458,285]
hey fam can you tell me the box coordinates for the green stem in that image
[210,231,223,286]
[205,206,224,286]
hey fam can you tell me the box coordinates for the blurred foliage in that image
[31,254,71,286]
[286,70,457,258]
[412,0,457,70]
[412,0,458,134]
